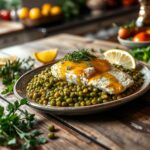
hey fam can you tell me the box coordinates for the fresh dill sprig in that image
[63,49,96,62]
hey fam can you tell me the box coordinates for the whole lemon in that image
[41,4,52,17]
[42,3,52,10]
[51,6,62,16]
[29,8,41,20]
[18,7,29,19]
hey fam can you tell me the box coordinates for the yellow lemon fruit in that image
[34,49,58,63]
[42,3,52,10]
[41,3,52,17]
[51,6,62,16]
[18,7,29,19]
[104,49,136,69]
[29,8,41,20]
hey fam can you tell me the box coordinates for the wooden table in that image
[0,21,24,36]
[0,34,150,150]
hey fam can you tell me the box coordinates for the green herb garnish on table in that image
[0,57,34,95]
[64,49,96,62]
[130,46,150,63]
[0,99,47,150]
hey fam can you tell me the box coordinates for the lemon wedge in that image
[34,49,58,63]
[103,49,136,69]
[0,56,17,66]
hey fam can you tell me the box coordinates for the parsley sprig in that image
[0,57,34,95]
[64,49,96,62]
[0,99,47,150]
[130,46,150,63]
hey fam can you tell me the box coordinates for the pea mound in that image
[26,65,144,107]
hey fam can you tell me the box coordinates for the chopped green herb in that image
[63,49,96,62]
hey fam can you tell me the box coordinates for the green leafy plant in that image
[130,46,150,63]
[0,99,47,150]
[0,57,35,95]
[57,0,86,20]
[0,0,6,10]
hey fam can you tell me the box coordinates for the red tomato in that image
[118,27,130,39]
[123,0,137,6]
[0,10,11,20]
[133,32,150,42]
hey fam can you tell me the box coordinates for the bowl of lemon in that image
[18,3,62,27]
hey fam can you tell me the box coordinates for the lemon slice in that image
[103,49,136,69]
[0,56,17,65]
[34,49,58,63]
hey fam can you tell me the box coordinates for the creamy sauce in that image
[59,59,124,94]
[59,60,88,79]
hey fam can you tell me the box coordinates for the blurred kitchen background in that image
[0,0,139,48]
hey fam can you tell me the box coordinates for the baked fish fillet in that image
[51,60,134,94]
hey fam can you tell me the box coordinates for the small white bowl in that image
[118,36,150,48]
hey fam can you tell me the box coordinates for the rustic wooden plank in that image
[0,97,106,150]
[58,97,150,150]
[0,34,150,150]
[0,21,24,35]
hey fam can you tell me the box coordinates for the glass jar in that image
[136,0,150,27]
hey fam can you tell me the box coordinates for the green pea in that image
[75,103,80,107]
[66,98,73,104]
[48,125,55,132]
[78,96,83,101]
[101,94,108,100]
[48,133,56,139]
[86,100,91,106]
[84,97,88,101]
[103,100,108,103]
[70,92,75,97]
[78,91,83,96]
[80,101,85,106]
[43,100,48,105]
[91,99,97,105]
[97,98,102,103]
[62,102,67,107]
[83,88,88,94]
[56,101,61,106]
[50,100,56,106]
[69,103,74,107]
